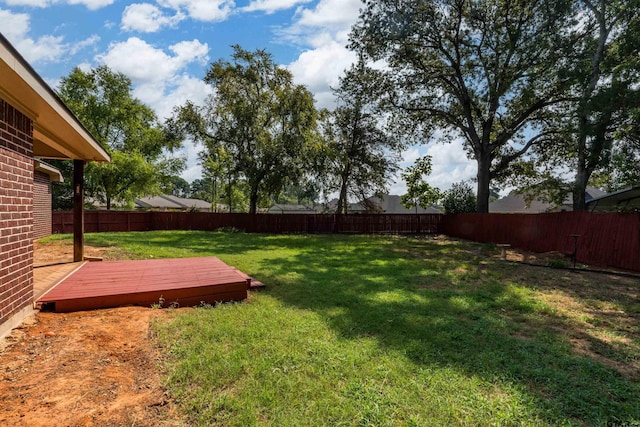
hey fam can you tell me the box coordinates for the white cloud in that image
[121,3,183,32]
[3,0,51,6]
[0,8,31,41]
[3,0,114,9]
[96,37,208,85]
[288,41,356,108]
[16,34,66,62]
[96,38,213,179]
[390,140,476,196]
[134,75,211,120]
[157,0,234,22]
[69,34,100,54]
[180,138,203,181]
[294,0,361,29]
[400,147,421,167]
[424,140,476,191]
[0,7,97,63]
[67,0,114,9]
[243,0,311,14]
[283,0,362,108]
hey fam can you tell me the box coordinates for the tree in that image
[165,176,191,198]
[85,151,159,210]
[170,46,318,214]
[190,177,214,203]
[50,160,74,210]
[200,146,240,212]
[275,181,320,206]
[350,0,573,212]
[401,155,441,212]
[318,59,403,214]
[442,181,477,214]
[542,0,640,208]
[57,66,183,209]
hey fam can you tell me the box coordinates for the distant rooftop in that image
[135,195,211,211]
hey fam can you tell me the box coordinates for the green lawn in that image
[59,231,639,426]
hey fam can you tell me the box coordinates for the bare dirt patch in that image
[34,239,128,266]
[0,307,185,427]
[1,239,186,426]
[492,256,639,380]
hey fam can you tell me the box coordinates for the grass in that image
[45,231,639,426]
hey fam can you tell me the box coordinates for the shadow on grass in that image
[249,235,639,425]
[83,231,638,424]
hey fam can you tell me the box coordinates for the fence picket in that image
[51,210,640,272]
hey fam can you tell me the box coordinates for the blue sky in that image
[0,0,475,193]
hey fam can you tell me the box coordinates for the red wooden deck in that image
[37,257,264,313]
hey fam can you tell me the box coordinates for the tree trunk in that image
[337,179,348,214]
[249,183,259,215]
[573,127,589,211]
[336,165,350,214]
[106,196,111,211]
[476,154,491,213]
[211,178,217,213]
[573,169,589,211]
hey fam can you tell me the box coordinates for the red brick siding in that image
[0,97,34,327]
[0,99,33,156]
[33,171,52,239]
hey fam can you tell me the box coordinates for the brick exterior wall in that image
[0,98,34,328]
[33,171,52,239]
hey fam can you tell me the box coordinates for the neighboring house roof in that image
[315,198,373,213]
[318,195,442,214]
[489,194,557,213]
[135,195,211,211]
[0,33,109,162]
[268,204,316,214]
[587,186,640,211]
[490,187,608,213]
[364,194,442,214]
[161,195,211,210]
[34,160,63,182]
[135,196,184,210]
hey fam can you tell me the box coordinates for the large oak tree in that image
[547,0,640,209]
[170,46,318,214]
[56,66,183,209]
[350,0,573,212]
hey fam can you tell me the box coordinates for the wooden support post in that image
[73,159,85,262]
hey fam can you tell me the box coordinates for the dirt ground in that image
[33,240,127,266]
[0,308,186,427]
[1,242,186,427]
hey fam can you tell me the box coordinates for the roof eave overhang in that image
[0,34,110,162]
[34,160,64,182]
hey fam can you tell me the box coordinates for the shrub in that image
[442,181,476,214]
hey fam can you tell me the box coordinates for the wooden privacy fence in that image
[441,211,640,272]
[52,211,443,235]
[52,210,640,272]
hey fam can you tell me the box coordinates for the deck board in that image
[37,257,262,312]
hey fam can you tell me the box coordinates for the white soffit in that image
[0,33,109,162]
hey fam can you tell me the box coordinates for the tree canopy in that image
[350,0,574,213]
[517,0,640,209]
[401,155,441,212]
[57,65,183,209]
[317,59,403,214]
[169,46,318,214]
[442,181,477,214]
